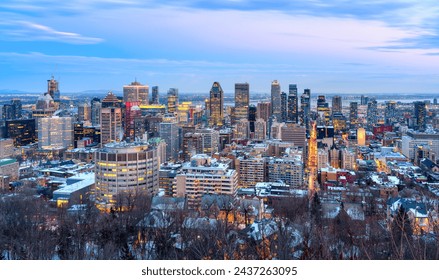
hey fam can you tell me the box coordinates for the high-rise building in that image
[307,121,318,196]
[209,81,224,127]
[159,116,180,161]
[300,89,311,127]
[385,101,397,125]
[287,84,299,123]
[33,94,56,120]
[414,101,427,131]
[248,104,257,133]
[268,157,304,188]
[5,119,37,147]
[253,118,267,140]
[234,83,249,122]
[102,92,122,108]
[2,104,14,120]
[175,154,238,209]
[94,141,160,210]
[78,102,91,122]
[342,148,356,170]
[100,107,123,145]
[257,101,271,122]
[281,122,306,148]
[281,91,287,122]
[332,112,347,132]
[271,80,282,121]
[366,99,378,130]
[360,95,369,106]
[237,156,266,188]
[234,119,250,139]
[182,132,203,162]
[91,97,101,126]
[332,95,342,114]
[357,127,366,146]
[317,95,330,125]
[159,163,182,196]
[125,102,141,140]
[38,116,74,149]
[349,102,358,128]
[47,76,60,103]
[167,88,179,114]
[195,128,220,155]
[123,80,149,104]
[151,86,159,104]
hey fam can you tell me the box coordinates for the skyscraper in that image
[209,81,224,127]
[91,97,101,126]
[317,95,330,125]
[271,80,282,121]
[281,91,287,122]
[414,101,427,131]
[332,95,342,114]
[159,115,180,161]
[287,84,298,123]
[100,107,122,145]
[257,101,271,122]
[47,76,60,103]
[234,83,249,122]
[366,99,378,130]
[78,102,91,122]
[300,89,311,127]
[167,88,179,114]
[385,101,397,125]
[349,102,358,128]
[123,80,149,104]
[151,86,159,104]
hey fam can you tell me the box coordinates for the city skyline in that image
[2,1,439,93]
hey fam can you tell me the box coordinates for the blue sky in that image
[1,0,439,94]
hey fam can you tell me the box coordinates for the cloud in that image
[0,20,104,44]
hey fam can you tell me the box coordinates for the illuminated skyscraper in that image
[287,84,298,123]
[271,80,282,121]
[357,127,366,146]
[167,88,179,114]
[307,121,318,198]
[123,80,149,105]
[234,83,249,122]
[317,95,330,125]
[209,81,224,127]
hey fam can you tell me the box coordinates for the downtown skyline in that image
[2,1,439,93]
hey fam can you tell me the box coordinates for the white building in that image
[38,116,73,149]
[175,154,238,209]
